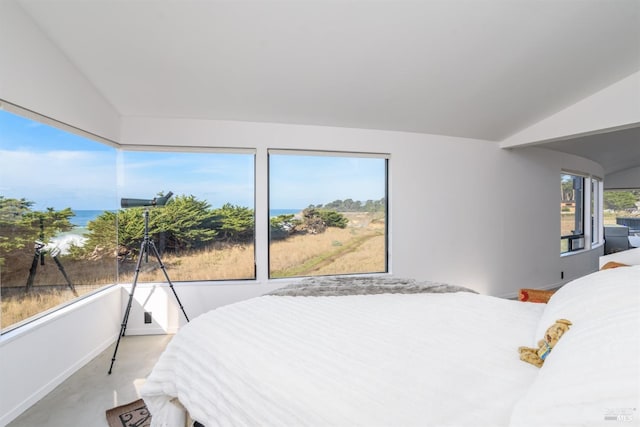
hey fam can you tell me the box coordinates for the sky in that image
[269,154,386,208]
[0,109,386,211]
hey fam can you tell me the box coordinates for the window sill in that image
[560,242,604,258]
[0,284,118,345]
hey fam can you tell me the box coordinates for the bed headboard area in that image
[599,246,640,269]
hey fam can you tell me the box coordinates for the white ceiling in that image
[539,126,640,175]
[14,0,640,174]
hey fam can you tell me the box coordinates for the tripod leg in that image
[148,240,190,322]
[52,255,78,297]
[108,238,146,375]
[25,251,40,292]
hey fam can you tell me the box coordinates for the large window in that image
[1,109,117,330]
[117,149,255,283]
[0,108,255,331]
[1,108,391,332]
[268,151,388,278]
[560,173,585,253]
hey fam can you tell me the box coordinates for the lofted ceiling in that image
[541,126,640,177]
[13,0,640,176]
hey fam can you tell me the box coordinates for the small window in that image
[561,173,585,253]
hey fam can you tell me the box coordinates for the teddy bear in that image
[518,319,572,368]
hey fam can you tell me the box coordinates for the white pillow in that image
[532,265,639,341]
[510,266,640,426]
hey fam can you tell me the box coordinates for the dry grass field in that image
[563,210,636,235]
[1,212,385,329]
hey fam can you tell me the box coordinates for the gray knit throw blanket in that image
[264,275,477,297]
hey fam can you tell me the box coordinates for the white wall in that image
[0,287,121,426]
[121,116,605,301]
[120,281,297,335]
[112,117,606,352]
[0,7,123,421]
[0,0,120,141]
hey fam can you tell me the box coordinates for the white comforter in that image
[141,291,545,427]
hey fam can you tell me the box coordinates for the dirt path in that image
[272,231,384,277]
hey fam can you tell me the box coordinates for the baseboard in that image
[125,326,177,335]
[0,334,117,427]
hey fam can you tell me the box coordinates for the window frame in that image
[560,172,585,254]
[0,104,260,332]
[560,171,603,255]
[116,145,258,282]
[267,149,389,279]
[590,176,603,246]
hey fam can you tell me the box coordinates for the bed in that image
[140,264,640,427]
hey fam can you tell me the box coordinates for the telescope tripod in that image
[26,241,77,296]
[26,215,78,297]
[108,209,189,374]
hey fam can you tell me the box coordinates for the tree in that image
[70,210,118,260]
[299,208,326,234]
[78,194,224,260]
[156,195,219,251]
[270,214,298,240]
[211,203,254,243]
[0,196,74,267]
[315,197,385,212]
[318,210,348,228]
[604,191,637,211]
[561,178,575,201]
[0,197,36,260]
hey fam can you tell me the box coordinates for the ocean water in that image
[71,209,108,227]
[50,232,87,254]
[50,210,108,254]
[270,208,302,217]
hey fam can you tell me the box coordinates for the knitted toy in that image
[518,319,572,368]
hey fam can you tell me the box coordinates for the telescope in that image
[121,191,173,208]
[109,189,188,374]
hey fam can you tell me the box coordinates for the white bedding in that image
[141,267,640,427]
[142,290,544,427]
[510,265,640,426]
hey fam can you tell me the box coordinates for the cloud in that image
[116,152,255,207]
[0,149,118,210]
